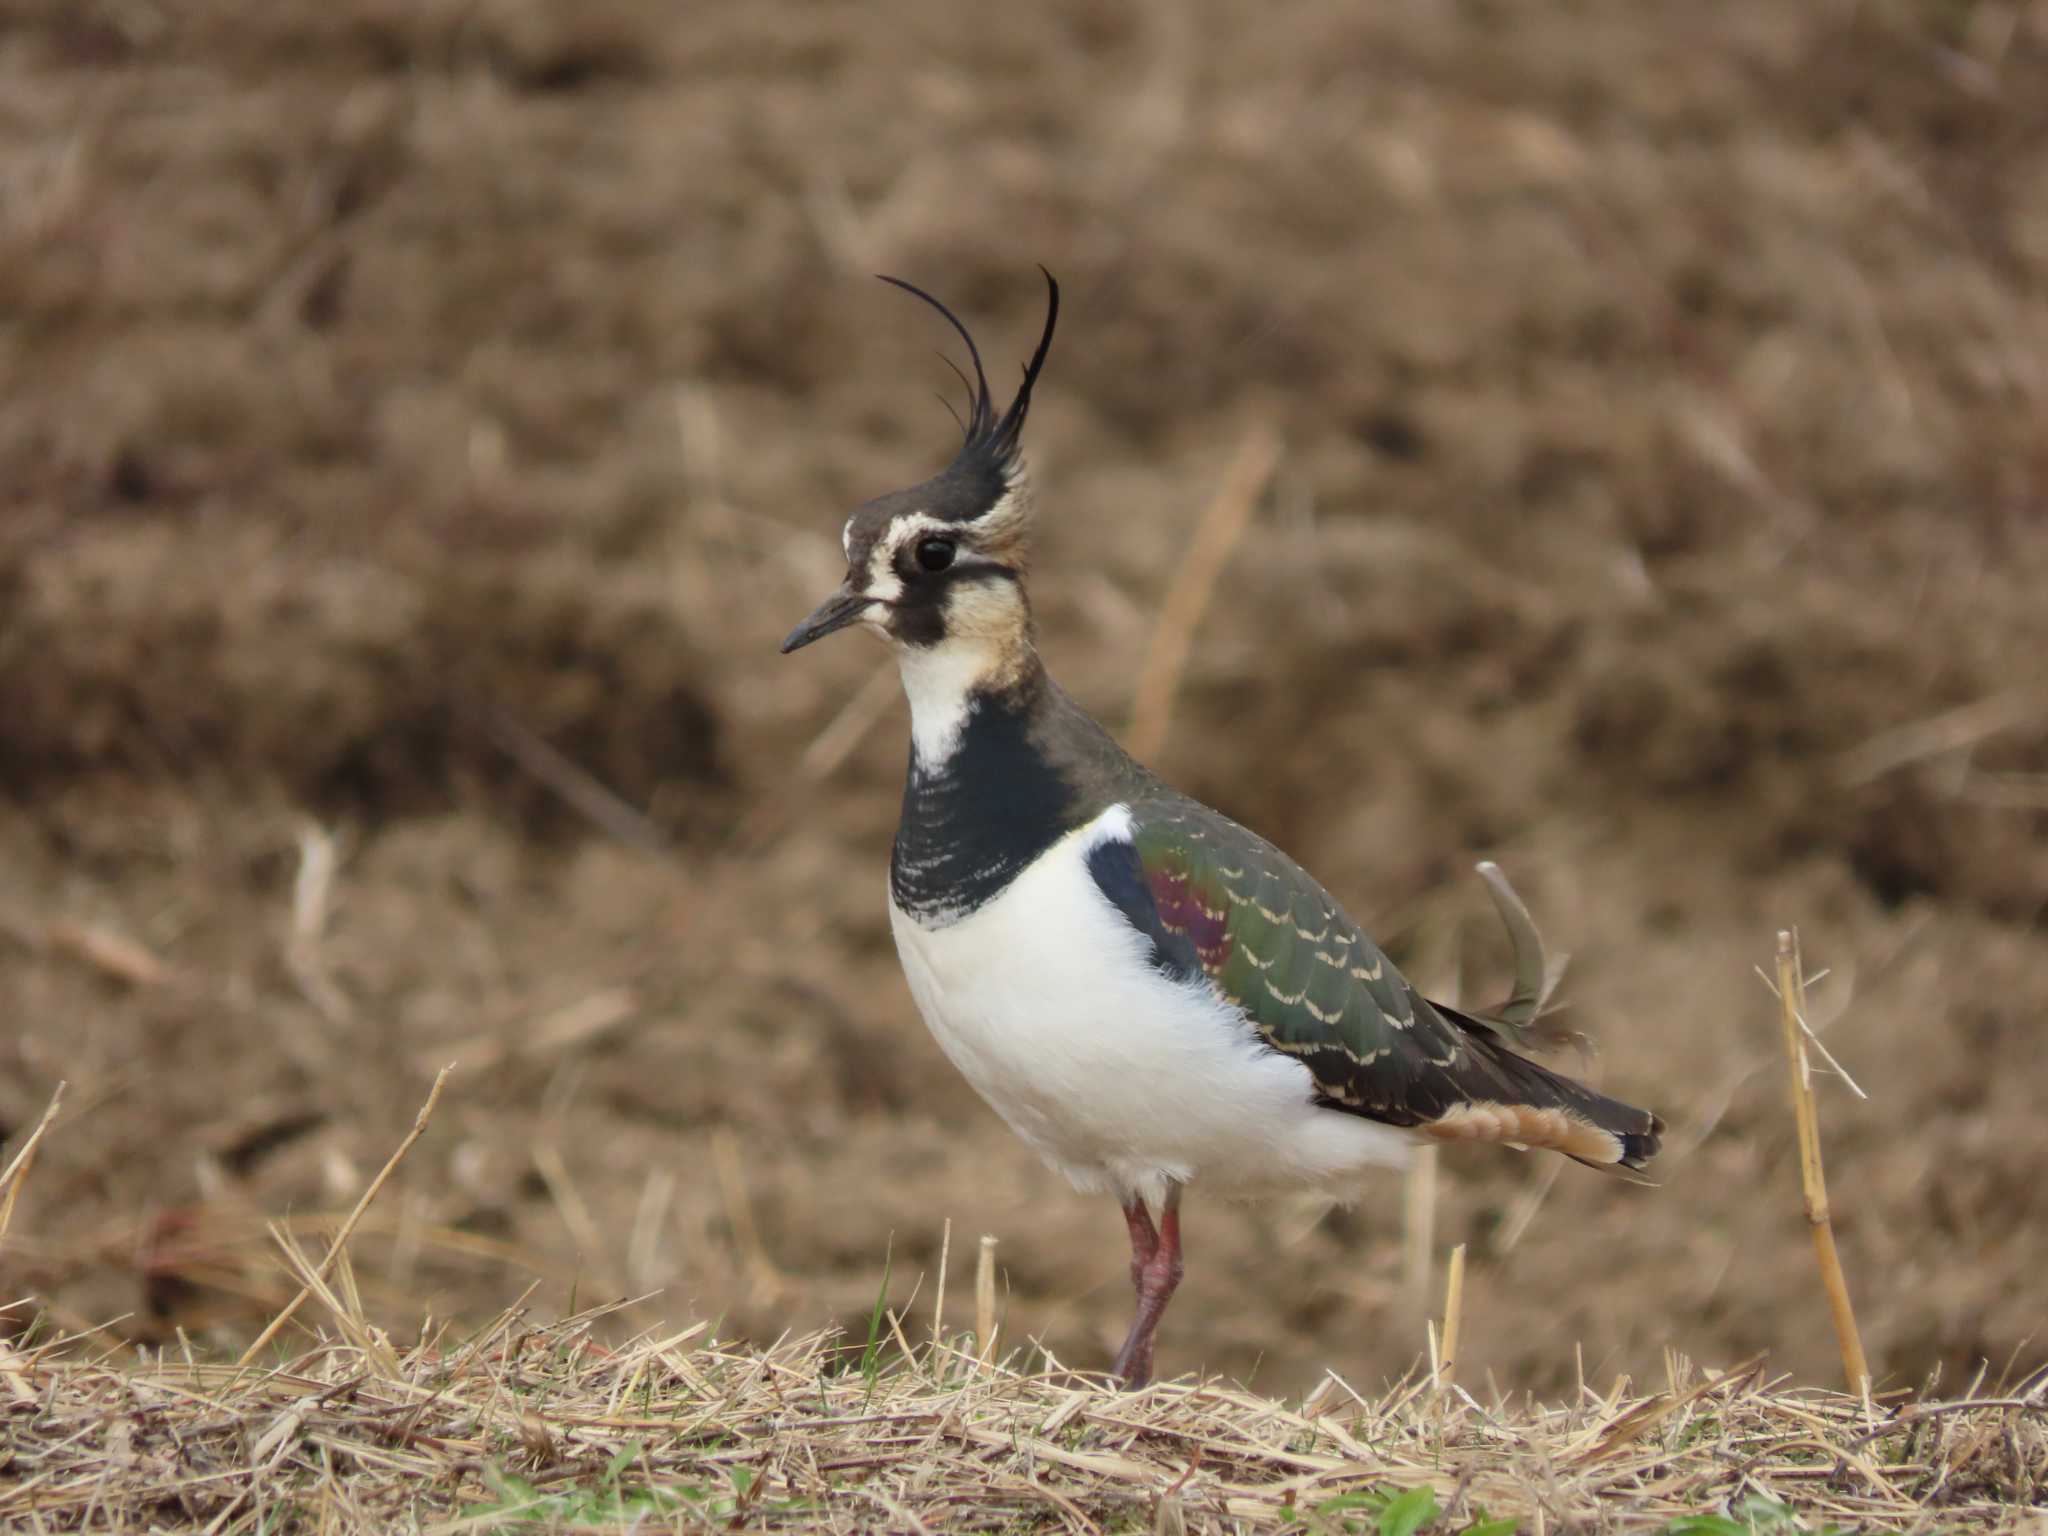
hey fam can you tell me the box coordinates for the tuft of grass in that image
[460,1441,820,1531]
[1656,1491,1855,1535]
[860,1233,895,1408]
[1306,1483,1531,1536]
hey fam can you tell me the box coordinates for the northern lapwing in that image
[782,273,1662,1387]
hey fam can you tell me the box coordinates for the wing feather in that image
[1086,799,1661,1170]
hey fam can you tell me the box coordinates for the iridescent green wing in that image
[1086,795,1662,1164]
[1120,800,1474,1128]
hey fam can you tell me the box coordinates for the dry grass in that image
[5,1082,2042,1533]
[1768,933,1868,1399]
[3,1289,2043,1533]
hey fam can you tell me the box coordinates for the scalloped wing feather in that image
[1114,799,1662,1170]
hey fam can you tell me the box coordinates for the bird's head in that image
[781,271,1059,662]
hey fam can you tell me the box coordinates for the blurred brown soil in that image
[2,0,2046,1397]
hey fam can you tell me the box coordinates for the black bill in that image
[780,584,873,653]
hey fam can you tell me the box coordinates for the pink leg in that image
[1122,1200,1159,1289]
[1111,1186,1184,1387]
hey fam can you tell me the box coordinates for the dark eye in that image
[915,536,956,572]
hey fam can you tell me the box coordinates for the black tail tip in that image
[1619,1112,1666,1170]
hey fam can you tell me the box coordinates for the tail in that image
[1420,1002,1663,1174]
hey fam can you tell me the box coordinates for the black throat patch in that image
[890,684,1080,925]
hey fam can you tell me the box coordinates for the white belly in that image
[888,805,1413,1210]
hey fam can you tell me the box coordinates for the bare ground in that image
[2,0,2047,1403]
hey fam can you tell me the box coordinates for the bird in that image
[781,271,1662,1388]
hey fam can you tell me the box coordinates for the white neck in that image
[898,640,1005,768]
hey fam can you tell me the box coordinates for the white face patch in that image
[842,518,854,558]
[879,513,961,563]
[856,510,1031,756]
[890,583,1030,763]
[861,511,984,608]
[896,641,990,766]
[862,537,904,605]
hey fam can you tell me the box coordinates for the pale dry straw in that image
[1772,928,1871,1396]
[1,1046,2044,1532]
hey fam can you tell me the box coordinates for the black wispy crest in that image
[877,270,1060,486]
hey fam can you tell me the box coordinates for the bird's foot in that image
[1111,1330,1155,1388]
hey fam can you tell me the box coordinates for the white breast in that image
[888,805,1413,1211]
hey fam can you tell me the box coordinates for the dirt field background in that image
[3,1,2045,1398]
